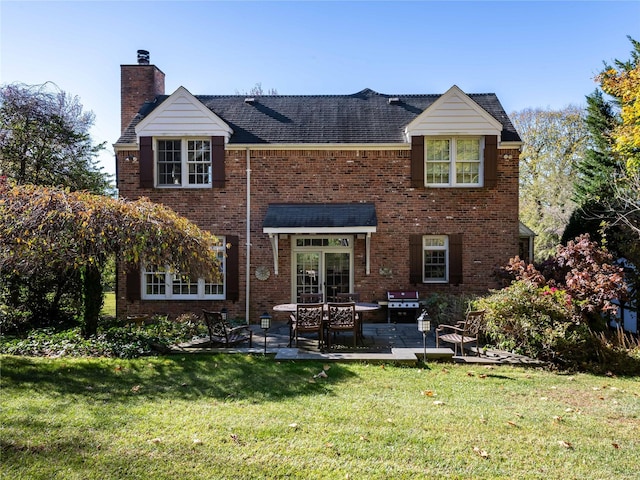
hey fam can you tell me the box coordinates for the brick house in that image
[114,51,522,323]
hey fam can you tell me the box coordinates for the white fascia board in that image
[135,86,233,140]
[405,85,503,138]
[498,141,523,150]
[263,226,377,234]
[113,143,138,152]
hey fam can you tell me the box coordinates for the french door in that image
[292,236,353,302]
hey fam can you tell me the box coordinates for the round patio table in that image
[273,302,380,346]
[273,302,380,313]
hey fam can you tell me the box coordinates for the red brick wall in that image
[115,147,520,323]
[120,64,165,133]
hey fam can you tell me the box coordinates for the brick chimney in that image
[120,50,165,134]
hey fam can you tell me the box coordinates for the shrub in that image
[0,316,207,358]
[421,292,477,327]
[504,234,628,330]
[474,281,577,361]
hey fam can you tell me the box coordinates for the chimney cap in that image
[137,50,150,65]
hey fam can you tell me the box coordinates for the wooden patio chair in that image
[290,303,324,348]
[202,310,253,347]
[435,310,485,356]
[335,292,362,335]
[326,302,358,350]
[335,292,360,302]
[299,292,324,303]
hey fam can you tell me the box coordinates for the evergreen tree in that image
[562,90,622,245]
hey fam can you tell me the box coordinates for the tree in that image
[0,82,110,193]
[511,106,588,260]
[234,82,278,96]
[567,37,640,310]
[595,37,640,241]
[562,90,623,245]
[0,180,223,336]
[597,36,640,172]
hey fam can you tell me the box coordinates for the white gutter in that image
[245,147,251,325]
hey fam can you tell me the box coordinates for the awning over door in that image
[262,203,377,275]
[262,203,377,234]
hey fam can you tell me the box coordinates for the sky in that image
[1,0,639,178]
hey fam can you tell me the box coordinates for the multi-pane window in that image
[423,235,448,282]
[187,140,211,185]
[157,139,211,187]
[455,138,481,184]
[425,137,482,186]
[157,140,182,185]
[142,240,225,299]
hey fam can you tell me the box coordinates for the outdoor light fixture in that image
[220,308,228,322]
[260,312,272,355]
[417,310,431,363]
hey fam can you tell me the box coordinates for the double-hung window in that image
[141,240,226,300]
[423,235,448,283]
[157,139,212,187]
[425,137,483,187]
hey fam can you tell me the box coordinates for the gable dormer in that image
[135,86,233,141]
[404,85,503,138]
[135,87,233,189]
[407,86,503,189]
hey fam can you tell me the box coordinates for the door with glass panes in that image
[292,236,353,303]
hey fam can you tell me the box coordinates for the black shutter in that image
[139,136,154,188]
[211,136,225,188]
[411,136,425,188]
[225,235,239,302]
[409,234,423,284]
[449,234,463,285]
[484,135,498,188]
[126,270,141,301]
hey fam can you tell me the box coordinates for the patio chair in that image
[335,292,360,302]
[300,292,324,303]
[326,302,358,349]
[290,303,324,348]
[335,292,362,334]
[202,310,253,347]
[435,310,485,356]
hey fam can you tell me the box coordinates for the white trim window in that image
[142,241,225,300]
[156,138,212,187]
[425,137,483,187]
[423,235,448,283]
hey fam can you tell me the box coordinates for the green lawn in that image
[100,291,116,317]
[1,354,638,479]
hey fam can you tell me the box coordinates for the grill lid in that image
[387,291,419,300]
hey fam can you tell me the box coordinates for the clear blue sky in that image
[2,1,639,177]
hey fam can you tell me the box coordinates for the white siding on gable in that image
[405,85,502,138]
[136,86,232,140]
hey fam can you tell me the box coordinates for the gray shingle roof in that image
[263,203,377,229]
[117,88,520,145]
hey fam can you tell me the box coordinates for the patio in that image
[175,321,544,366]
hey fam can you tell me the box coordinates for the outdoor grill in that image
[386,290,421,323]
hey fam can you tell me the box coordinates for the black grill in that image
[387,291,421,323]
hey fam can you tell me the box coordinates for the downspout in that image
[245,148,251,324]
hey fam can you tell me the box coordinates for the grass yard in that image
[100,291,116,317]
[1,354,638,479]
